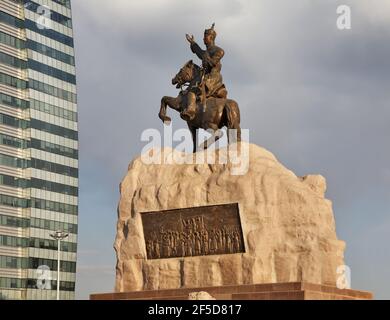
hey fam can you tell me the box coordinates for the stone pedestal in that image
[90,282,372,300]
[114,143,347,292]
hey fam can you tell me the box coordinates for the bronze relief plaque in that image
[141,203,245,259]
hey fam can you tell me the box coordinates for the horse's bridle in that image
[177,66,205,93]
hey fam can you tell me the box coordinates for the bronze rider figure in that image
[181,23,228,121]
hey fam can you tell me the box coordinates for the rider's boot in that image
[180,92,197,121]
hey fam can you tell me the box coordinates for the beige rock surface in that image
[114,143,345,292]
[188,291,216,300]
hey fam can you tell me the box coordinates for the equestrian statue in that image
[158,24,241,153]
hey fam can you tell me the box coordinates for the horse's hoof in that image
[180,113,189,121]
[159,113,171,124]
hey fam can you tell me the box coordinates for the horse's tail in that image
[225,99,241,128]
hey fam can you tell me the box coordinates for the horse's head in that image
[172,60,200,89]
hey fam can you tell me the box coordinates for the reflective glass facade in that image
[0,0,77,300]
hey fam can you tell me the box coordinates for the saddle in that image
[196,83,228,104]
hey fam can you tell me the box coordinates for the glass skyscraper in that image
[0,0,77,299]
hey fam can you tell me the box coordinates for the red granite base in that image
[90,282,373,300]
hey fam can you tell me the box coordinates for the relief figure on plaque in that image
[180,232,186,256]
[210,230,218,253]
[202,229,209,255]
[195,231,201,255]
[154,240,160,259]
[146,239,153,258]
[234,231,241,252]
[186,231,193,256]
[162,232,171,257]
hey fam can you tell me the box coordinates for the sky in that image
[71,0,390,299]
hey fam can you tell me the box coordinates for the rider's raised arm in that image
[190,42,206,61]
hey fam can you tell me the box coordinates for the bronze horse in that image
[158,60,241,153]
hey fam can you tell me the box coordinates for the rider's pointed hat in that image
[204,23,217,38]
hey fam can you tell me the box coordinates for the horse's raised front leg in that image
[159,96,181,124]
[159,96,173,124]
